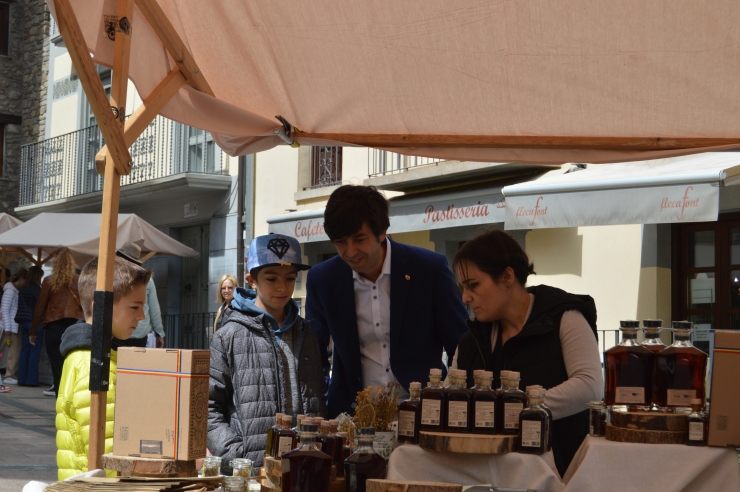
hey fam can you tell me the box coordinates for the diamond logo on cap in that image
[267,238,290,259]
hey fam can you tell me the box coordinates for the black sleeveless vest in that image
[456,284,598,477]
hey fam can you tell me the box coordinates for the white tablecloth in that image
[563,436,740,492]
[387,443,564,491]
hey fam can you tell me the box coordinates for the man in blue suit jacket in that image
[306,185,469,417]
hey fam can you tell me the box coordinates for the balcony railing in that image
[19,115,230,207]
[368,149,447,177]
[163,312,217,350]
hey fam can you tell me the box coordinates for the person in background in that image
[451,229,602,476]
[30,247,84,398]
[15,266,44,387]
[112,242,165,348]
[2,268,28,384]
[213,273,238,331]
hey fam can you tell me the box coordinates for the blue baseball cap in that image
[247,234,310,274]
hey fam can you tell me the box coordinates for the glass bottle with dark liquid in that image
[604,320,654,410]
[518,388,549,455]
[397,381,422,444]
[420,368,446,432]
[344,427,386,492]
[336,431,351,478]
[641,319,665,409]
[472,370,497,434]
[495,370,511,432]
[266,412,284,458]
[329,420,344,468]
[470,369,484,391]
[502,371,527,435]
[281,423,332,492]
[687,398,707,446]
[292,416,309,449]
[656,321,708,409]
[527,385,553,451]
[275,415,297,458]
[445,369,471,433]
[317,421,341,465]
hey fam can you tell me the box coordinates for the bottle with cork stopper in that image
[501,371,526,435]
[445,369,471,432]
[420,368,446,432]
[472,370,497,434]
[398,381,422,444]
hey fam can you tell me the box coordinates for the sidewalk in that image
[0,384,57,490]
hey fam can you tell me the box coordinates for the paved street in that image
[0,385,58,490]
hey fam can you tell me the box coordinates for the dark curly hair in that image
[454,229,535,286]
[324,185,390,240]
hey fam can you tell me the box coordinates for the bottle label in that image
[475,402,495,428]
[421,399,441,426]
[689,421,704,441]
[667,389,696,407]
[277,436,293,457]
[398,410,416,436]
[521,420,542,448]
[615,387,645,404]
[504,402,524,429]
[447,401,469,428]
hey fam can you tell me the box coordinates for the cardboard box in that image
[708,330,740,447]
[114,348,210,460]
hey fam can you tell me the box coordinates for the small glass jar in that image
[222,475,245,492]
[231,457,254,478]
[587,401,607,437]
[201,455,222,477]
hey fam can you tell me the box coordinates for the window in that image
[673,213,740,353]
[0,2,9,57]
[310,146,342,188]
[80,68,111,193]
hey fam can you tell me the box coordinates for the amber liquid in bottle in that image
[336,432,351,478]
[687,399,707,447]
[420,370,446,432]
[472,373,497,435]
[317,423,340,466]
[655,327,708,408]
[445,370,471,433]
[528,385,553,451]
[398,382,422,444]
[275,416,297,458]
[604,324,654,409]
[494,371,511,433]
[641,324,665,407]
[518,391,549,455]
[266,412,283,458]
[502,372,527,435]
[282,424,332,492]
[344,430,386,492]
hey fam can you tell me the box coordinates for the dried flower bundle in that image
[353,383,401,432]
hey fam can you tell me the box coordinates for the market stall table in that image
[387,444,563,491]
[563,436,740,492]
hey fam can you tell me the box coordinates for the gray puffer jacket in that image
[207,290,326,471]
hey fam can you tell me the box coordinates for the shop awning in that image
[268,188,506,243]
[502,153,740,230]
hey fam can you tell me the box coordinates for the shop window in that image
[673,213,740,353]
[310,146,342,188]
[0,2,9,57]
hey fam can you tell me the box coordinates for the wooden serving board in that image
[102,453,197,477]
[367,479,463,492]
[418,431,515,454]
[605,423,687,444]
[610,411,688,432]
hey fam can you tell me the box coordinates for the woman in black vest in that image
[452,229,602,477]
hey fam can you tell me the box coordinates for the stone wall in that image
[0,0,49,216]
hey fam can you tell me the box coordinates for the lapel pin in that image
[405,275,411,280]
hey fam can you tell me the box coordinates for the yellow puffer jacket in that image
[56,348,117,480]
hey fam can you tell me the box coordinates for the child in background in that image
[208,234,326,474]
[55,256,151,480]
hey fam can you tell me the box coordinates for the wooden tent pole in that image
[86,0,135,472]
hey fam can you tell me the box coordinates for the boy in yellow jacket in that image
[56,256,151,480]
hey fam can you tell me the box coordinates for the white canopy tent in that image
[0,213,198,265]
[503,153,740,229]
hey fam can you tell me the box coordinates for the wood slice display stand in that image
[261,456,345,492]
[101,453,197,477]
[418,431,515,454]
[605,411,688,444]
[367,479,463,492]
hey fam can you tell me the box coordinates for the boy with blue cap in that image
[207,234,326,473]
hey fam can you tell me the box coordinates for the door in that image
[180,225,210,314]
